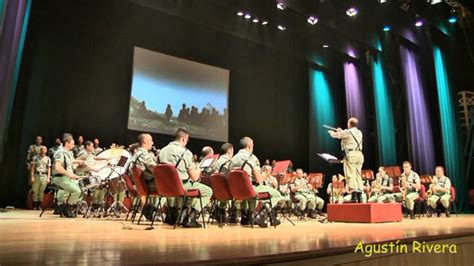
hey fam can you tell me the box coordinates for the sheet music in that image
[317,153,339,162]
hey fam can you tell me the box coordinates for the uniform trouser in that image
[168,181,213,212]
[343,151,364,191]
[32,174,48,202]
[404,191,419,210]
[343,193,367,203]
[53,176,82,204]
[295,192,316,210]
[368,193,395,203]
[112,191,126,203]
[92,188,106,205]
[428,193,450,209]
[329,195,344,204]
[240,185,285,211]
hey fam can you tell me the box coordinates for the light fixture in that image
[277,3,286,10]
[346,7,358,17]
[448,9,457,24]
[428,0,442,5]
[277,25,286,31]
[415,20,423,27]
[378,0,387,3]
[261,20,268,25]
[244,14,251,19]
[307,16,319,25]
[237,11,244,16]
[383,25,391,31]
[252,18,259,23]
[323,44,329,48]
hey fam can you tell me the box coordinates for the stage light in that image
[346,7,358,17]
[448,16,457,23]
[252,18,259,23]
[237,11,244,16]
[277,3,286,10]
[244,14,251,19]
[323,44,329,48]
[307,16,319,25]
[429,0,442,5]
[277,25,286,31]
[383,25,391,31]
[378,0,387,3]
[415,20,423,27]
[261,20,268,25]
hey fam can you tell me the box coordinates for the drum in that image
[92,148,132,181]
[107,178,127,194]
[79,176,101,190]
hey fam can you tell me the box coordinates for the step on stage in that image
[0,210,473,265]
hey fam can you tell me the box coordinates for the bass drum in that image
[91,148,132,181]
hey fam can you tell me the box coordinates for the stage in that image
[0,210,473,265]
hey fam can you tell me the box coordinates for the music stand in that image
[272,160,291,175]
[199,154,219,169]
[317,153,343,164]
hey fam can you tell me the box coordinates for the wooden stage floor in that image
[0,210,473,265]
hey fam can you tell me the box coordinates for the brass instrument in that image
[330,174,346,203]
[400,174,408,200]
[427,175,438,197]
[370,179,382,198]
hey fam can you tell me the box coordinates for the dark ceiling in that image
[131,0,471,66]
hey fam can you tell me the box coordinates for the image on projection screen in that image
[128,47,229,142]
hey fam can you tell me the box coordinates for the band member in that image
[427,166,452,217]
[368,167,394,203]
[328,117,364,203]
[93,138,103,155]
[291,169,318,219]
[212,143,233,174]
[73,135,85,158]
[229,137,282,227]
[308,175,325,215]
[344,185,367,203]
[30,146,51,210]
[27,136,43,171]
[327,175,345,204]
[52,133,85,218]
[200,146,214,161]
[48,138,62,160]
[262,165,289,208]
[159,128,213,228]
[401,161,421,219]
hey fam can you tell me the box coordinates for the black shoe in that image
[307,209,317,219]
[351,192,358,203]
[142,204,154,221]
[228,207,238,224]
[269,209,281,226]
[437,208,441,217]
[164,207,178,225]
[240,209,250,225]
[62,204,74,218]
[183,209,203,228]
[445,208,450,217]
[177,207,191,226]
[217,208,227,224]
[410,210,415,219]
[427,206,433,218]
[254,208,268,228]
[357,192,363,203]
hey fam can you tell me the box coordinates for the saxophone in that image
[331,174,346,202]
[427,175,438,198]
[400,174,408,200]
[371,179,382,197]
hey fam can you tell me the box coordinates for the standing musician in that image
[30,146,51,210]
[291,169,318,219]
[327,175,345,204]
[93,138,104,155]
[368,167,394,203]
[48,138,62,160]
[229,137,282,227]
[427,166,452,217]
[73,135,85,158]
[52,133,85,218]
[26,136,43,172]
[328,117,364,203]
[159,128,213,228]
[400,161,421,219]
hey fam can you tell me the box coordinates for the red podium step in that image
[327,203,402,223]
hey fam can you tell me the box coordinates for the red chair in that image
[208,173,233,225]
[361,170,374,181]
[449,186,458,217]
[123,173,139,221]
[385,166,401,179]
[130,167,158,224]
[414,185,427,218]
[153,164,206,229]
[227,170,275,228]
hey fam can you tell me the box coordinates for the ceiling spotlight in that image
[428,0,442,5]
[262,20,268,25]
[378,0,387,3]
[277,3,286,10]
[307,16,319,25]
[383,25,391,31]
[415,20,423,27]
[346,7,358,17]
[244,14,251,19]
[448,9,457,24]
[277,25,286,31]
[323,44,329,48]
[237,11,244,16]
[252,18,259,23]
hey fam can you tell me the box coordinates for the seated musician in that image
[401,161,421,219]
[291,169,318,219]
[212,143,233,175]
[52,133,85,218]
[427,166,452,217]
[229,137,283,227]
[327,175,345,204]
[307,174,325,215]
[159,128,213,228]
[262,165,289,208]
[368,166,394,203]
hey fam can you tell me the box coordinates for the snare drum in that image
[79,176,101,190]
[107,178,127,194]
[92,148,132,181]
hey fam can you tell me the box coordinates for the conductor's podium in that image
[327,203,402,223]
